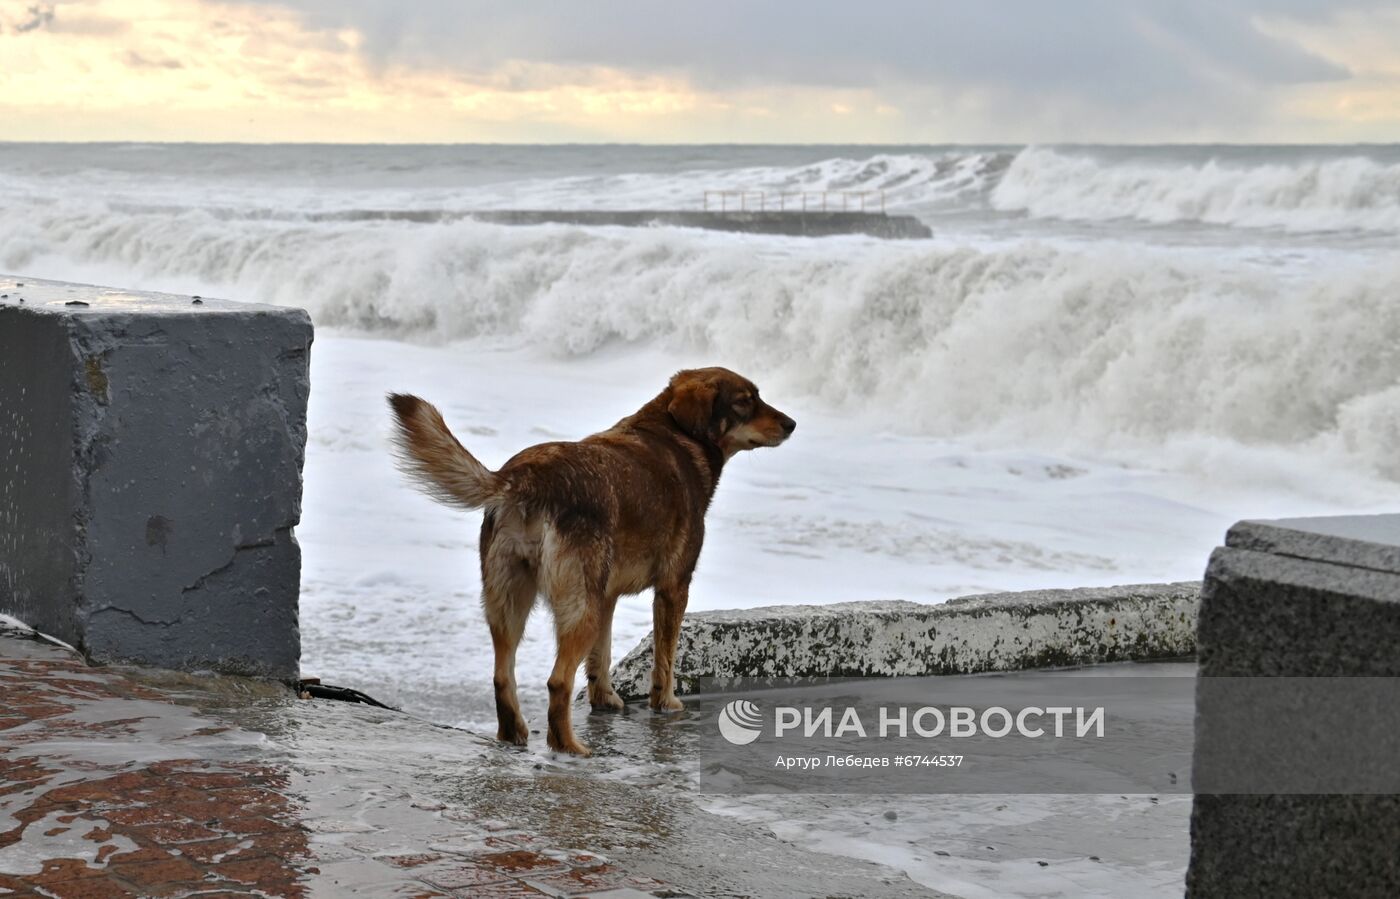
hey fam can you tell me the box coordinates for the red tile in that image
[217,816,290,836]
[523,867,626,895]
[102,845,172,865]
[25,858,106,884]
[167,772,248,791]
[240,831,308,860]
[0,871,31,891]
[99,806,189,827]
[216,855,305,886]
[473,850,570,876]
[448,882,547,898]
[106,857,204,886]
[178,836,259,865]
[128,820,222,845]
[209,787,292,810]
[31,878,138,899]
[418,863,513,890]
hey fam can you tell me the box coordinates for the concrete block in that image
[1225,513,1400,576]
[0,276,311,678]
[609,581,1199,699]
[1188,514,1400,898]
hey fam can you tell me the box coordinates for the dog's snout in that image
[779,415,796,435]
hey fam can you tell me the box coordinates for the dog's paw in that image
[498,719,530,746]
[589,688,626,711]
[650,693,685,713]
[548,737,593,757]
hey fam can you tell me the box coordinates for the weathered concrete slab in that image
[0,276,311,678]
[1189,514,1400,898]
[610,582,1199,699]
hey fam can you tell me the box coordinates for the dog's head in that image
[666,367,795,457]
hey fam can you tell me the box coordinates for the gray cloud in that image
[231,0,1381,138]
[264,1,1354,87]
[3,2,55,34]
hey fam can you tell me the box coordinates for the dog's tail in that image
[387,393,505,510]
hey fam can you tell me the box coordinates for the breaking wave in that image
[6,200,1400,477]
[991,147,1400,232]
[711,146,1400,234]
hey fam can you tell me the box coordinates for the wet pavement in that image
[0,624,944,899]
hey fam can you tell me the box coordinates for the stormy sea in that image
[4,141,1397,894]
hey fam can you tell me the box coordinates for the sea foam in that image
[6,199,1397,477]
[993,147,1400,232]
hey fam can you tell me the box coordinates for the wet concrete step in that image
[0,625,949,898]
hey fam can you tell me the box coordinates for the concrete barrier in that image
[609,581,1199,700]
[1188,515,1400,898]
[0,276,311,679]
[461,209,934,239]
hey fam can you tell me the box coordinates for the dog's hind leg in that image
[586,595,624,711]
[547,611,600,756]
[482,514,536,746]
[649,578,690,712]
[541,532,606,756]
[488,613,531,746]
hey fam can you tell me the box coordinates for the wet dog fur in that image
[387,367,795,756]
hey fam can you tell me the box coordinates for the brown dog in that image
[388,367,795,756]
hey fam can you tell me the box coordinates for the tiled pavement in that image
[0,635,690,899]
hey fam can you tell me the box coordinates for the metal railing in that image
[702,190,887,214]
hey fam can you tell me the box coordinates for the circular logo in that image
[717,699,763,745]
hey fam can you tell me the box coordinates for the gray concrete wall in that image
[0,305,79,640]
[1188,515,1400,898]
[0,276,312,679]
[610,581,1199,700]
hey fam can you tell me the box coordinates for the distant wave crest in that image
[7,145,1399,234]
[992,147,1400,231]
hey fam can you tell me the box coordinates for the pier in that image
[306,190,933,238]
[462,208,932,238]
[467,188,930,238]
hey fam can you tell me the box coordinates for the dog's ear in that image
[668,379,718,441]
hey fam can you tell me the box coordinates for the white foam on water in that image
[994,146,1400,232]
[8,201,1399,481]
[292,335,1392,730]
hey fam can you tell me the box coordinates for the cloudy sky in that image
[1,0,1397,142]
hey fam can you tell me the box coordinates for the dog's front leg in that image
[650,580,690,712]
